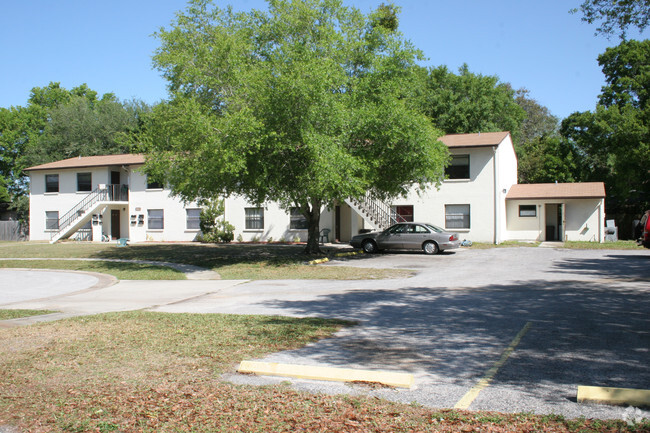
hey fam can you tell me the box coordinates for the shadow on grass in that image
[89,243,367,269]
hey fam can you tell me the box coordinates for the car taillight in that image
[449,234,458,241]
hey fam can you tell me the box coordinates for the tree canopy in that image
[416,64,526,142]
[573,0,650,39]
[561,39,650,214]
[142,0,448,253]
[0,82,148,219]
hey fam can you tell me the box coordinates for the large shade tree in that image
[142,0,448,253]
[561,39,650,216]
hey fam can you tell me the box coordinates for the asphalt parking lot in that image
[2,246,649,420]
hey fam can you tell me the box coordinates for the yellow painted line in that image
[577,386,650,407]
[238,360,414,388]
[454,322,532,410]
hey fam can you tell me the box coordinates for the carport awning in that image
[506,182,605,200]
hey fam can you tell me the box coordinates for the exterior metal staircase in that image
[344,192,405,231]
[50,184,128,243]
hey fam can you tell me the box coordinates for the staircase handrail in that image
[50,184,127,240]
[349,192,406,230]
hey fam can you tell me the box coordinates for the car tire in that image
[422,241,439,255]
[362,240,378,254]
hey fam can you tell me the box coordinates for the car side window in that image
[389,224,409,234]
[413,225,429,233]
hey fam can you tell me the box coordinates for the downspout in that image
[493,146,499,244]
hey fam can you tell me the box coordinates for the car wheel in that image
[362,240,378,254]
[422,241,439,255]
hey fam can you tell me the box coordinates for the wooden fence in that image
[0,221,28,241]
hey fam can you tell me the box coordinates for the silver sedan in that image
[350,222,461,254]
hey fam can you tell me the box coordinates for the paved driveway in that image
[1,247,649,420]
[158,247,650,420]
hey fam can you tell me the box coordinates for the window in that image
[45,174,59,193]
[445,204,470,229]
[289,208,308,230]
[77,172,92,192]
[186,208,201,230]
[148,209,164,230]
[519,205,537,217]
[391,205,414,222]
[445,155,470,180]
[245,207,264,230]
[410,224,430,233]
[146,176,163,189]
[45,211,59,230]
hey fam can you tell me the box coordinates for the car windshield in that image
[424,224,444,233]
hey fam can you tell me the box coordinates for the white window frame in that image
[245,207,264,230]
[186,208,201,230]
[147,209,164,230]
[45,174,59,193]
[519,205,537,217]
[146,175,163,190]
[45,211,59,230]
[445,204,470,229]
[289,207,308,230]
[445,154,470,180]
[77,172,92,192]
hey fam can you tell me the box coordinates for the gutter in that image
[493,146,499,244]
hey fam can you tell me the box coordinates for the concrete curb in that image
[238,360,413,388]
[577,386,650,407]
[308,250,363,265]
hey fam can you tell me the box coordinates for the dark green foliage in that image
[198,199,235,243]
[560,39,650,215]
[573,0,650,39]
[416,64,526,142]
[142,0,448,253]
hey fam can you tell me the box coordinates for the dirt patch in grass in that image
[1,312,645,433]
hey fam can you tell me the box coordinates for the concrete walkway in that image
[0,268,243,327]
[0,257,221,280]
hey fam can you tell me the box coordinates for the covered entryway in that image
[505,182,606,243]
[545,203,565,241]
[111,209,121,240]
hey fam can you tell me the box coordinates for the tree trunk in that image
[303,198,322,255]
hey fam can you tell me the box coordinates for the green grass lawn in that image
[0,242,413,280]
[469,240,644,250]
[0,309,57,320]
[0,312,643,433]
[0,259,186,280]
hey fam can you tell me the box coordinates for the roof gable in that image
[25,154,145,171]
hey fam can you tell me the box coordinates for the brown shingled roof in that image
[25,154,145,171]
[506,182,606,200]
[439,131,511,148]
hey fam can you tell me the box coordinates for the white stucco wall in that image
[126,167,201,242]
[383,147,499,243]
[505,198,605,242]
[29,166,122,241]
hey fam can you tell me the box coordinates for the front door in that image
[111,171,120,185]
[111,210,120,240]
[335,206,341,242]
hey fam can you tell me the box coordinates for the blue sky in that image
[1,0,647,119]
